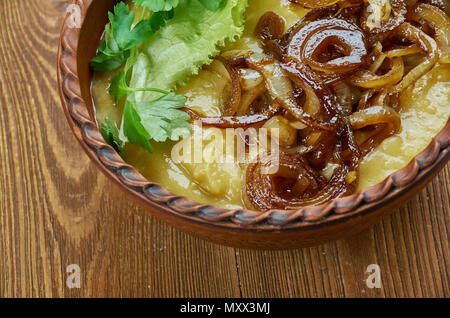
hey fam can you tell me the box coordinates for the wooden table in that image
[0,0,448,298]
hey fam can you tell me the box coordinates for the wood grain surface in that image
[0,0,448,298]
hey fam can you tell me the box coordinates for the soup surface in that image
[92,0,450,209]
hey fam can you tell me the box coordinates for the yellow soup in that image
[92,0,450,209]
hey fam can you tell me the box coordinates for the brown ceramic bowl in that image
[58,0,450,249]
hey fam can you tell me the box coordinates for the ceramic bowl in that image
[57,0,450,249]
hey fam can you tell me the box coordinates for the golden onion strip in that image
[236,83,267,116]
[349,105,401,155]
[350,56,404,88]
[245,53,337,131]
[287,18,368,73]
[408,3,450,64]
[245,151,355,211]
[216,57,242,116]
[288,0,341,9]
[385,44,422,58]
[365,0,392,30]
[391,22,438,93]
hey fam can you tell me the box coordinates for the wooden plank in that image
[0,0,240,298]
[235,170,449,298]
[0,0,448,298]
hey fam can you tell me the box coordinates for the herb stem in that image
[140,7,147,20]
[125,87,172,95]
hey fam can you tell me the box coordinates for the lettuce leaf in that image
[128,0,248,103]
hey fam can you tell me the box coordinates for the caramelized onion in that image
[385,44,422,58]
[281,58,341,125]
[236,83,267,115]
[245,53,338,131]
[238,68,264,91]
[365,0,392,30]
[369,53,386,73]
[287,18,368,73]
[245,151,356,211]
[281,60,361,170]
[408,3,450,63]
[391,23,439,93]
[425,0,450,15]
[332,81,361,115]
[183,104,280,129]
[357,89,385,110]
[350,56,404,88]
[349,105,401,155]
[279,4,342,51]
[306,132,338,169]
[263,116,298,147]
[319,71,354,85]
[180,1,450,212]
[255,11,286,41]
[216,57,241,116]
[362,0,406,37]
[425,0,450,14]
[288,0,340,9]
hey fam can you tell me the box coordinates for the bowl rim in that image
[57,0,450,233]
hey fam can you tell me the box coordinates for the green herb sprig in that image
[90,2,173,72]
[100,118,124,154]
[92,0,233,154]
[133,0,180,12]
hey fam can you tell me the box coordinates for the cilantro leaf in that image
[198,0,226,11]
[109,70,127,103]
[100,118,124,154]
[133,0,180,12]
[121,93,191,154]
[91,2,172,72]
[148,9,175,30]
[109,3,136,49]
[123,100,153,153]
[91,52,126,73]
[109,50,138,103]
[136,93,191,142]
[110,49,180,104]
[106,2,154,51]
